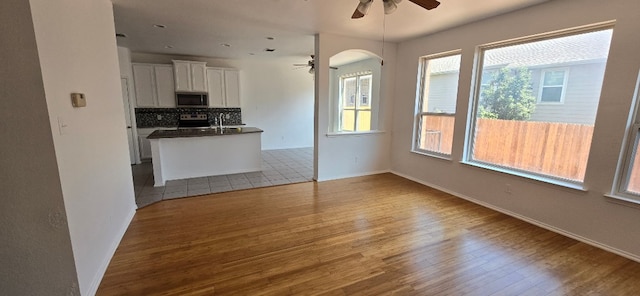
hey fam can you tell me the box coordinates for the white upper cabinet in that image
[224,69,241,108]
[207,68,226,107]
[206,67,241,108]
[173,60,207,93]
[154,65,176,107]
[190,63,208,92]
[133,63,176,108]
[132,64,156,107]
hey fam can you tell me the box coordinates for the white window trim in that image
[537,67,569,104]
[338,72,373,133]
[464,23,614,187]
[610,70,640,203]
[412,49,461,158]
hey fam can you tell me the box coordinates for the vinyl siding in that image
[530,62,606,124]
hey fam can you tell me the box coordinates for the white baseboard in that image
[316,170,391,182]
[84,205,136,296]
[391,170,640,264]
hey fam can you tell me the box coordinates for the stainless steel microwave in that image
[176,93,208,108]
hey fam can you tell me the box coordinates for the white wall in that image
[130,53,315,150]
[29,0,137,294]
[0,0,79,294]
[315,33,396,181]
[391,0,640,260]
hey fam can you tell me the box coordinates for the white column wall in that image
[314,33,396,181]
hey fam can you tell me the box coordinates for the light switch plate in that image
[71,93,86,107]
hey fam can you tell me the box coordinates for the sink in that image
[219,127,242,133]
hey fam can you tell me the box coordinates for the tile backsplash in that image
[135,108,242,128]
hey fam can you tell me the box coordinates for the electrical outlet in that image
[505,183,512,194]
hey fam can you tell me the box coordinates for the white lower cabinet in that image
[137,127,173,160]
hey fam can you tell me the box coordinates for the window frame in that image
[538,67,570,104]
[612,71,640,203]
[339,72,373,132]
[412,50,462,159]
[463,23,614,188]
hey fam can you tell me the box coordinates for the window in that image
[466,27,613,184]
[614,73,640,202]
[340,72,372,132]
[413,52,461,156]
[539,68,569,103]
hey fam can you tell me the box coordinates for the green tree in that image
[478,67,536,120]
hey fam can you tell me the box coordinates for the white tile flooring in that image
[133,148,314,208]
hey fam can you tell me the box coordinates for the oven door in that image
[176,93,208,108]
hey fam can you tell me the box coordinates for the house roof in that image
[430,29,612,74]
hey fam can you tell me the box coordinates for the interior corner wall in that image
[314,33,395,181]
[130,53,315,150]
[29,0,137,294]
[391,0,640,259]
[0,0,79,294]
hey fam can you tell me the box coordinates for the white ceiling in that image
[112,0,549,61]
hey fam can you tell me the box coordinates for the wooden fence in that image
[419,115,455,155]
[473,119,593,181]
[420,117,595,182]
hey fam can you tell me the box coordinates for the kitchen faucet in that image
[218,113,224,131]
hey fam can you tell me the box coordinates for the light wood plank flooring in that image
[98,173,640,295]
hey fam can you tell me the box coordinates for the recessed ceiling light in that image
[164,45,174,49]
[220,43,231,47]
[153,24,166,29]
[116,33,127,38]
[266,37,275,40]
[265,48,276,52]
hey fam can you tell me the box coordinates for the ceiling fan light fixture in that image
[383,0,398,14]
[356,0,373,15]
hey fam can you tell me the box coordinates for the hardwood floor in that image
[98,173,640,295]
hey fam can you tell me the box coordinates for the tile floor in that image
[133,148,314,208]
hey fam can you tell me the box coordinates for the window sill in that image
[326,130,385,138]
[411,150,452,161]
[604,194,640,209]
[460,160,587,192]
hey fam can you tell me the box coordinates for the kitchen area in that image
[119,51,314,208]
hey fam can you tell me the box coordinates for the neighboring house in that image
[427,30,611,125]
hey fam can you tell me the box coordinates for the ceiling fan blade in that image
[408,0,440,10]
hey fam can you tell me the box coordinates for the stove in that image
[177,113,211,129]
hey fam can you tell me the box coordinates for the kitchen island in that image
[148,127,263,186]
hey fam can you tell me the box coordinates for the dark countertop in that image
[147,127,263,139]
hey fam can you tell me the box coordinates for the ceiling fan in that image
[293,55,338,74]
[351,0,441,19]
